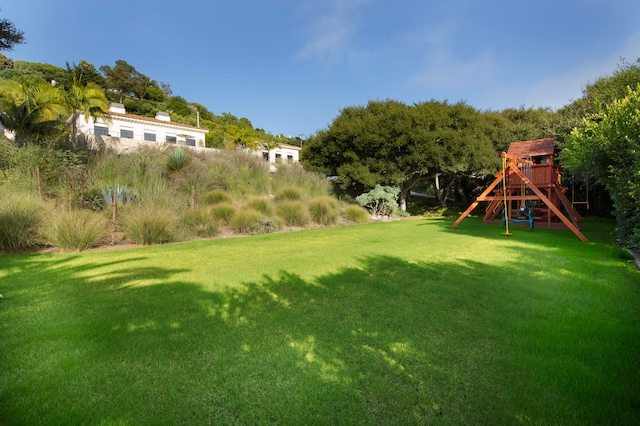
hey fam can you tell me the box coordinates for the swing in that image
[571,173,589,210]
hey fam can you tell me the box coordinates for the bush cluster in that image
[0,145,359,251]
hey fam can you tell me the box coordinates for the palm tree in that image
[0,77,68,146]
[65,76,110,145]
[224,124,261,151]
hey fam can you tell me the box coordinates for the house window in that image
[287,155,294,162]
[275,153,282,163]
[120,129,134,139]
[186,138,195,146]
[144,132,156,142]
[166,136,177,144]
[262,152,269,161]
[94,126,109,136]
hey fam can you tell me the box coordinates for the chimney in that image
[109,103,126,114]
[155,111,171,122]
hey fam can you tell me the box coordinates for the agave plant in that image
[100,184,138,206]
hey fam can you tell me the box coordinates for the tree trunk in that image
[435,174,455,208]
[456,177,468,204]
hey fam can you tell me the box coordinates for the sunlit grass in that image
[0,217,638,424]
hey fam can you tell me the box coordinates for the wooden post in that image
[36,167,42,201]
[111,191,117,244]
[68,181,73,211]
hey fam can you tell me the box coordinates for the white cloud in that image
[404,22,496,91]
[296,0,372,64]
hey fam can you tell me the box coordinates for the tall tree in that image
[65,60,106,87]
[0,77,68,146]
[100,60,146,103]
[0,10,25,52]
[302,100,496,210]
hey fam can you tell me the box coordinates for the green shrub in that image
[43,210,109,251]
[122,207,177,245]
[211,202,236,224]
[181,207,219,238]
[202,189,233,206]
[0,193,45,252]
[246,197,274,216]
[355,185,400,216]
[247,218,281,235]
[309,196,339,225]
[274,186,303,202]
[230,209,263,233]
[342,204,370,224]
[277,201,309,226]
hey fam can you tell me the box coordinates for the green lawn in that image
[1,217,639,425]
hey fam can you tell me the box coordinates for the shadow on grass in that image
[1,247,638,425]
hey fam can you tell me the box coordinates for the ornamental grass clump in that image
[341,204,370,224]
[181,207,219,239]
[271,163,331,197]
[43,209,109,252]
[308,195,339,225]
[202,190,233,206]
[210,202,237,225]
[122,206,177,245]
[230,209,263,234]
[274,186,303,202]
[246,196,274,216]
[277,200,309,227]
[0,192,45,252]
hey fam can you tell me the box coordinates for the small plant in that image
[277,200,309,227]
[247,218,281,235]
[355,185,400,216]
[0,193,45,252]
[274,186,303,202]
[100,184,138,207]
[342,204,370,224]
[122,206,177,245]
[43,210,109,251]
[211,202,237,225]
[202,189,233,206]
[308,196,339,225]
[166,148,190,175]
[230,209,263,233]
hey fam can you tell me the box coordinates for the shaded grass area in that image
[1,218,639,424]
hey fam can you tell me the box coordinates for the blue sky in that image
[3,0,639,137]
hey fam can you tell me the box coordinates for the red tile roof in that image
[108,111,207,132]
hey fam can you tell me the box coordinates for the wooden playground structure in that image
[451,138,588,241]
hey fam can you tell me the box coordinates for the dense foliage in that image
[303,100,501,210]
[562,86,640,249]
[0,141,366,252]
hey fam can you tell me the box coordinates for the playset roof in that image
[507,138,556,158]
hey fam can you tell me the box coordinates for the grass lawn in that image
[1,217,639,425]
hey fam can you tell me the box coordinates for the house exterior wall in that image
[75,103,208,150]
[74,104,301,170]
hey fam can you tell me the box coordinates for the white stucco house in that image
[75,103,301,170]
[75,103,208,152]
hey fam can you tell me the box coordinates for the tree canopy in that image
[562,85,640,249]
[302,100,497,210]
[0,77,68,146]
[0,11,25,52]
